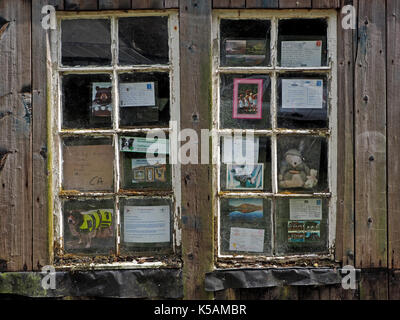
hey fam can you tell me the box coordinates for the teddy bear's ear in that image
[96,86,100,90]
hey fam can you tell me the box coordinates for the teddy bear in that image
[279,147,318,189]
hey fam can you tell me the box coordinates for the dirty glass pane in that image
[277,74,328,129]
[118,17,169,65]
[62,19,112,66]
[62,73,112,129]
[62,136,114,192]
[220,19,271,67]
[220,135,272,192]
[220,198,272,255]
[220,74,271,129]
[275,198,328,255]
[119,133,171,191]
[120,198,173,255]
[119,72,170,127]
[277,136,328,193]
[278,19,328,67]
[63,198,115,255]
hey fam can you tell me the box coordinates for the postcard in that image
[290,199,322,220]
[120,136,169,155]
[281,40,322,67]
[120,82,156,107]
[233,78,263,119]
[131,158,167,183]
[226,164,264,190]
[222,136,259,165]
[225,39,266,66]
[227,198,263,221]
[229,227,265,253]
[123,205,170,243]
[91,82,112,117]
[282,79,323,109]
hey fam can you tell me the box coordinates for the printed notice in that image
[282,79,323,109]
[281,41,322,67]
[290,199,322,220]
[229,227,265,253]
[120,82,156,107]
[120,136,169,155]
[123,206,170,243]
[222,136,259,164]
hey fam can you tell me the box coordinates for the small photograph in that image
[225,39,266,66]
[305,231,321,242]
[131,158,167,184]
[91,82,112,117]
[227,198,263,221]
[305,220,321,232]
[288,232,305,243]
[233,78,263,119]
[226,164,264,190]
[288,220,305,232]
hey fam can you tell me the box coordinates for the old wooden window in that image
[212,10,337,262]
[48,11,181,267]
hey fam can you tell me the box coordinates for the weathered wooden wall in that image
[0,0,399,300]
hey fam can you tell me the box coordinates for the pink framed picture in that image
[232,78,263,119]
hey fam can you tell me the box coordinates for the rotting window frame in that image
[211,9,338,266]
[47,10,181,270]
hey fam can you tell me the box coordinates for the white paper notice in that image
[282,79,323,109]
[229,228,265,253]
[281,41,322,67]
[290,199,322,220]
[222,136,259,164]
[123,206,170,243]
[120,82,156,107]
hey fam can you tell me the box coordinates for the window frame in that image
[47,10,181,269]
[211,9,338,264]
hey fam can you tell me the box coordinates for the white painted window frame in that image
[211,10,338,261]
[47,10,181,269]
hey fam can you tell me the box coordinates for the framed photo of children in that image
[232,78,263,119]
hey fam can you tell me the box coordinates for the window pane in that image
[220,19,271,67]
[220,74,271,129]
[63,198,115,254]
[62,19,112,66]
[277,136,328,193]
[119,134,172,191]
[62,136,114,192]
[62,74,113,129]
[278,19,328,67]
[118,17,169,65]
[277,74,328,129]
[220,136,272,192]
[275,198,328,255]
[120,198,173,255]
[220,198,272,255]
[119,72,170,127]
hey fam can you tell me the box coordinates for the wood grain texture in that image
[335,0,356,266]
[131,0,164,9]
[213,0,246,8]
[99,0,132,9]
[279,0,312,8]
[354,0,387,269]
[165,0,179,8]
[246,0,279,8]
[359,271,388,300]
[312,0,340,8]
[387,0,400,269]
[65,0,98,10]
[180,0,214,300]
[0,0,32,272]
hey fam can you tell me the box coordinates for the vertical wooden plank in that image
[180,0,213,300]
[0,0,32,272]
[312,0,340,8]
[354,0,387,269]
[131,0,164,9]
[335,0,356,266]
[389,270,400,300]
[99,0,132,9]
[279,0,312,8]
[213,0,246,8]
[246,0,279,8]
[65,0,98,10]
[165,0,179,8]
[387,0,400,270]
[359,271,388,300]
